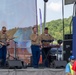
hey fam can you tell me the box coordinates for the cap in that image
[69,55,75,60]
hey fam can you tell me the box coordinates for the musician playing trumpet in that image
[40,27,54,67]
[0,26,10,67]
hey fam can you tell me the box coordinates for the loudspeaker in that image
[63,40,72,51]
[63,40,72,60]
[63,51,72,61]
[7,60,23,69]
[63,34,72,61]
[52,60,67,68]
[64,34,72,40]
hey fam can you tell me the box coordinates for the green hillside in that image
[39,16,72,40]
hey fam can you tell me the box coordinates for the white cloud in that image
[47,2,62,12]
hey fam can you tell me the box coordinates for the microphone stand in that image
[14,41,18,60]
[7,41,18,60]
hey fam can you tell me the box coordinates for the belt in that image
[31,44,40,47]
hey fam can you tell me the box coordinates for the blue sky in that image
[37,0,73,23]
